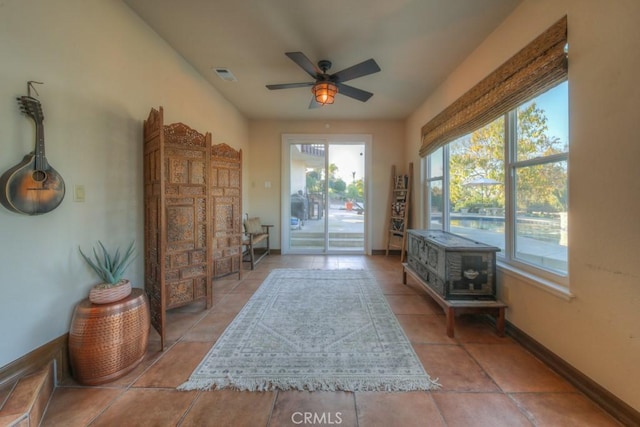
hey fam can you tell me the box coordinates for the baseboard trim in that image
[504,320,639,426]
[0,334,70,389]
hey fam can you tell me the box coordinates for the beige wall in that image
[406,0,640,411]
[0,0,248,367]
[247,120,405,250]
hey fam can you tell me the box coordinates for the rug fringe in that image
[178,375,441,392]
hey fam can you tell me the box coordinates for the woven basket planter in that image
[89,279,132,304]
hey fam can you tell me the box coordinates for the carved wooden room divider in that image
[143,107,214,349]
[211,143,243,279]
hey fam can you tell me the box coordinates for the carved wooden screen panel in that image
[143,107,213,350]
[211,144,242,278]
[163,123,213,313]
[143,107,166,348]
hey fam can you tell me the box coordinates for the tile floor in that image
[41,255,621,426]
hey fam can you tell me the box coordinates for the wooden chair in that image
[242,216,273,270]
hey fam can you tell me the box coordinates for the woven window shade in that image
[419,16,567,158]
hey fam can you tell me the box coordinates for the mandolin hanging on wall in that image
[0,95,65,215]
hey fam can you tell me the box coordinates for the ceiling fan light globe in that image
[312,82,338,105]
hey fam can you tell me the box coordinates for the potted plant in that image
[79,240,136,304]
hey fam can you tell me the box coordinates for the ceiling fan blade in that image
[266,82,315,90]
[285,52,320,78]
[336,83,374,102]
[308,96,321,109]
[331,58,380,83]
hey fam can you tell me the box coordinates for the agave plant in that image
[79,240,136,286]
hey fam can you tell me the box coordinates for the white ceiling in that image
[123,0,522,121]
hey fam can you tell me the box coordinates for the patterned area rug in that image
[178,269,440,392]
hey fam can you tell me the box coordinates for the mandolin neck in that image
[33,119,49,171]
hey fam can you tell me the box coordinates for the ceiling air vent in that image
[213,68,237,82]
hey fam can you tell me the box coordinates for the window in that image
[426,147,444,229]
[449,116,506,253]
[424,81,568,281]
[512,82,568,274]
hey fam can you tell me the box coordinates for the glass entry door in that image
[282,135,369,254]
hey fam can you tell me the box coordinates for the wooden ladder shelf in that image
[385,163,413,262]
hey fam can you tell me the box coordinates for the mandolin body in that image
[0,153,65,215]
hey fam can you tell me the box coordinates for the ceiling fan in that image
[266,52,381,108]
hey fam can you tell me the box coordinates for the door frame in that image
[281,134,372,255]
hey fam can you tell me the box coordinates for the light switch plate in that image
[74,185,86,202]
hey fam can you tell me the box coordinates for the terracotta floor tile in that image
[306,257,339,269]
[180,327,224,344]
[182,311,237,342]
[247,268,269,281]
[466,343,575,393]
[396,314,457,344]
[240,269,271,281]
[213,278,241,294]
[433,392,533,426]
[207,293,227,309]
[212,292,252,313]
[413,344,499,392]
[369,270,402,282]
[133,341,213,388]
[163,310,209,342]
[180,390,276,427]
[335,261,368,270]
[355,391,445,426]
[169,300,208,313]
[229,278,265,294]
[90,388,197,426]
[511,392,622,426]
[279,255,316,264]
[261,261,285,270]
[377,280,420,295]
[269,391,357,427]
[454,314,513,344]
[403,273,425,287]
[385,294,440,315]
[41,387,123,427]
[281,260,316,269]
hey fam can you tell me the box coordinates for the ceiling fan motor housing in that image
[318,60,332,74]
